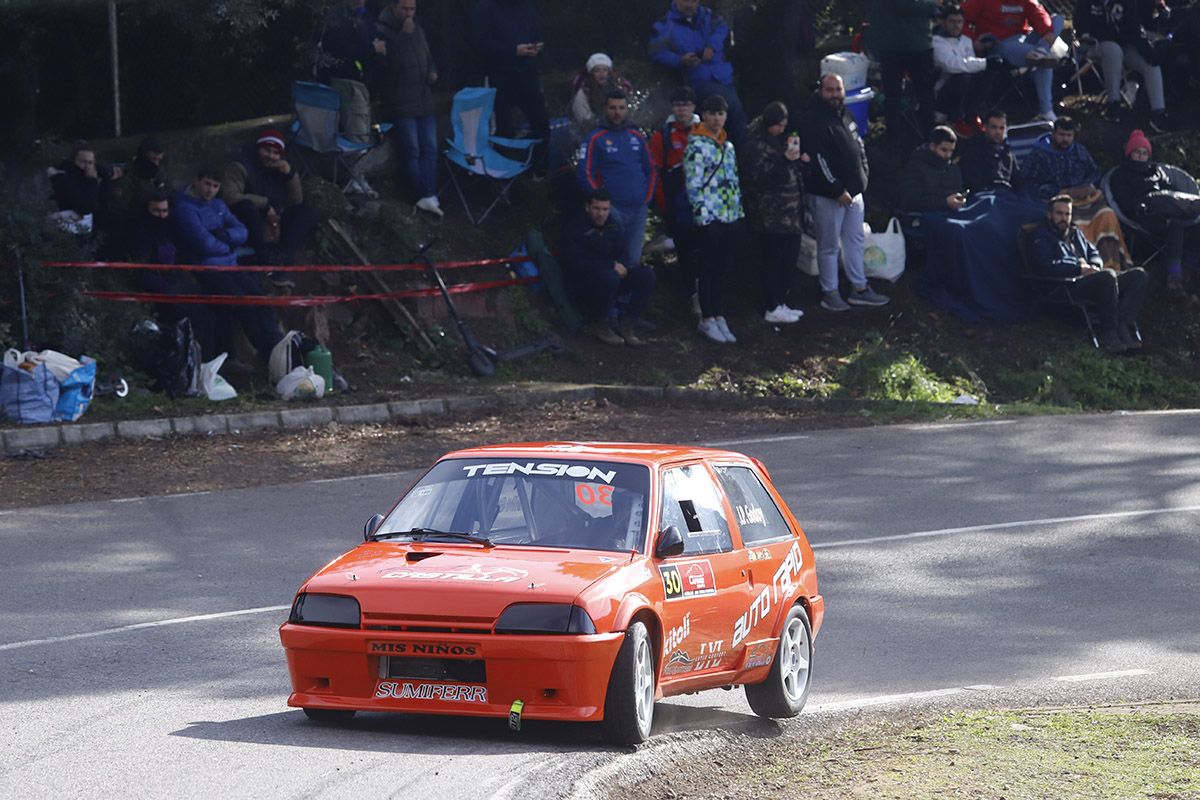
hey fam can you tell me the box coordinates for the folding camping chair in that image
[444,87,541,225]
[290,81,390,196]
[1017,222,1101,347]
[1102,165,1200,268]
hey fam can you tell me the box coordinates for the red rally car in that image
[279,442,824,744]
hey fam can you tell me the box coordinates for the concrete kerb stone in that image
[595,386,666,402]
[445,395,495,413]
[280,407,335,429]
[225,411,283,433]
[172,415,230,437]
[389,398,447,417]
[115,418,173,439]
[3,426,63,452]
[334,403,392,425]
[59,422,117,446]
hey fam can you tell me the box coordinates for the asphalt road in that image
[3,411,1199,798]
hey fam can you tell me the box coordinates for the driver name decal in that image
[375,681,488,703]
[461,462,618,483]
[381,564,529,583]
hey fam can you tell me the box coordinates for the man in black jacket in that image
[958,109,1020,192]
[1029,194,1147,352]
[321,0,387,143]
[560,190,657,346]
[802,74,889,311]
[471,0,549,168]
[1074,0,1168,130]
[900,125,967,215]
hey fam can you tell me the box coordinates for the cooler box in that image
[845,87,874,134]
[820,52,870,92]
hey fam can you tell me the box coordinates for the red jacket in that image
[648,119,693,212]
[962,0,1053,41]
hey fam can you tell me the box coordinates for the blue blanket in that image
[918,189,1046,323]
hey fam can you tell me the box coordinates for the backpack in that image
[131,318,201,399]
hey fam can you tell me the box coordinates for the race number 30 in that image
[659,565,684,599]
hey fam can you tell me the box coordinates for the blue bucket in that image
[845,87,874,136]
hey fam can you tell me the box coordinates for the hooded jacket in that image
[867,0,941,55]
[900,145,965,213]
[1021,133,1101,201]
[648,3,735,86]
[471,0,542,74]
[958,134,1020,191]
[684,124,743,226]
[801,91,868,199]
[172,186,247,267]
[962,0,1053,41]
[1029,218,1101,278]
[739,117,804,234]
[577,121,657,210]
[377,5,437,118]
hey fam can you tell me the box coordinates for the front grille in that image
[365,624,493,634]
[385,657,486,683]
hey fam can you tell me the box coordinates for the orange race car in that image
[279,442,824,744]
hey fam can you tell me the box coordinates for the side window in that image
[660,464,732,555]
[713,465,793,545]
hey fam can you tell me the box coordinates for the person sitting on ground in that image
[740,101,806,324]
[1022,116,1130,269]
[1074,0,1169,132]
[577,90,658,273]
[958,108,1021,192]
[649,86,701,313]
[1028,194,1147,352]
[320,0,387,144]
[962,0,1065,122]
[559,189,657,347]
[219,131,316,266]
[377,0,443,218]
[1109,129,1200,293]
[900,125,968,217]
[932,4,992,136]
[649,0,748,147]
[686,93,746,343]
[173,166,284,361]
[802,74,890,312]
[49,141,122,225]
[569,53,634,133]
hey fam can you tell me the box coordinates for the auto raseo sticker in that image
[659,561,716,600]
[375,681,488,703]
[732,541,804,647]
[745,641,776,669]
[381,564,529,583]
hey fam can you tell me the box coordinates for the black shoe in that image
[1098,330,1129,354]
[1149,110,1170,134]
[1102,100,1123,121]
[1117,325,1142,351]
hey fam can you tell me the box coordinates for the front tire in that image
[302,708,356,723]
[601,621,655,745]
[745,604,813,718]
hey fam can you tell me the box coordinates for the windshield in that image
[377,458,651,553]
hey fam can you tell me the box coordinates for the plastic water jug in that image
[304,345,334,393]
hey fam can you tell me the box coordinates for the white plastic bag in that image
[796,233,819,277]
[199,353,238,402]
[863,218,906,282]
[33,350,83,383]
[276,366,326,401]
[269,330,305,386]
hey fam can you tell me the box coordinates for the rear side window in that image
[713,465,793,545]
[660,464,732,555]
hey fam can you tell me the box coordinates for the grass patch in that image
[656,708,1200,800]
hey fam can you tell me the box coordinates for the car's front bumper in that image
[280,624,625,722]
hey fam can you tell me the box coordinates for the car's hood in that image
[303,544,629,624]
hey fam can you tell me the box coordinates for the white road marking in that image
[806,686,967,714]
[705,433,810,447]
[0,605,290,652]
[813,504,1200,549]
[309,471,409,485]
[1051,669,1153,683]
[906,420,1017,431]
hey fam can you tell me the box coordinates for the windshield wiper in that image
[374,527,494,547]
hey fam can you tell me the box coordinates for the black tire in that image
[302,708,356,723]
[744,604,813,719]
[600,621,655,745]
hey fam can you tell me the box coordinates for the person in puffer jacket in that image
[684,94,744,344]
[962,0,1064,121]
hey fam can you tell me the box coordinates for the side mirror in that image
[364,513,385,541]
[654,526,686,559]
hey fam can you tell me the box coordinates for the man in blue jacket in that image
[577,91,658,270]
[173,167,283,359]
[1029,194,1146,352]
[560,190,657,347]
[648,0,747,147]
[471,0,549,168]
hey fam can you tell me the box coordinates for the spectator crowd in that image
[48,0,1200,363]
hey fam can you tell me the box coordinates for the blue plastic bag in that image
[53,357,97,422]
[0,361,60,424]
[507,244,542,292]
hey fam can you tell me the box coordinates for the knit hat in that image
[586,52,613,72]
[256,130,287,152]
[1125,129,1152,158]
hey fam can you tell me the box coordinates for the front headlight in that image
[288,593,361,629]
[494,603,597,635]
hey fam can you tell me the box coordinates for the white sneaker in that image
[690,292,702,317]
[782,304,805,320]
[764,305,802,324]
[697,318,727,343]
[416,196,444,218]
[715,316,737,343]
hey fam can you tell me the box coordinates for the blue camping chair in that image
[290,81,391,196]
[444,87,541,225]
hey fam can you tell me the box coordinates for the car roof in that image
[439,442,753,466]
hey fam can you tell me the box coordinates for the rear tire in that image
[745,604,813,718]
[600,621,655,745]
[302,708,356,723]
